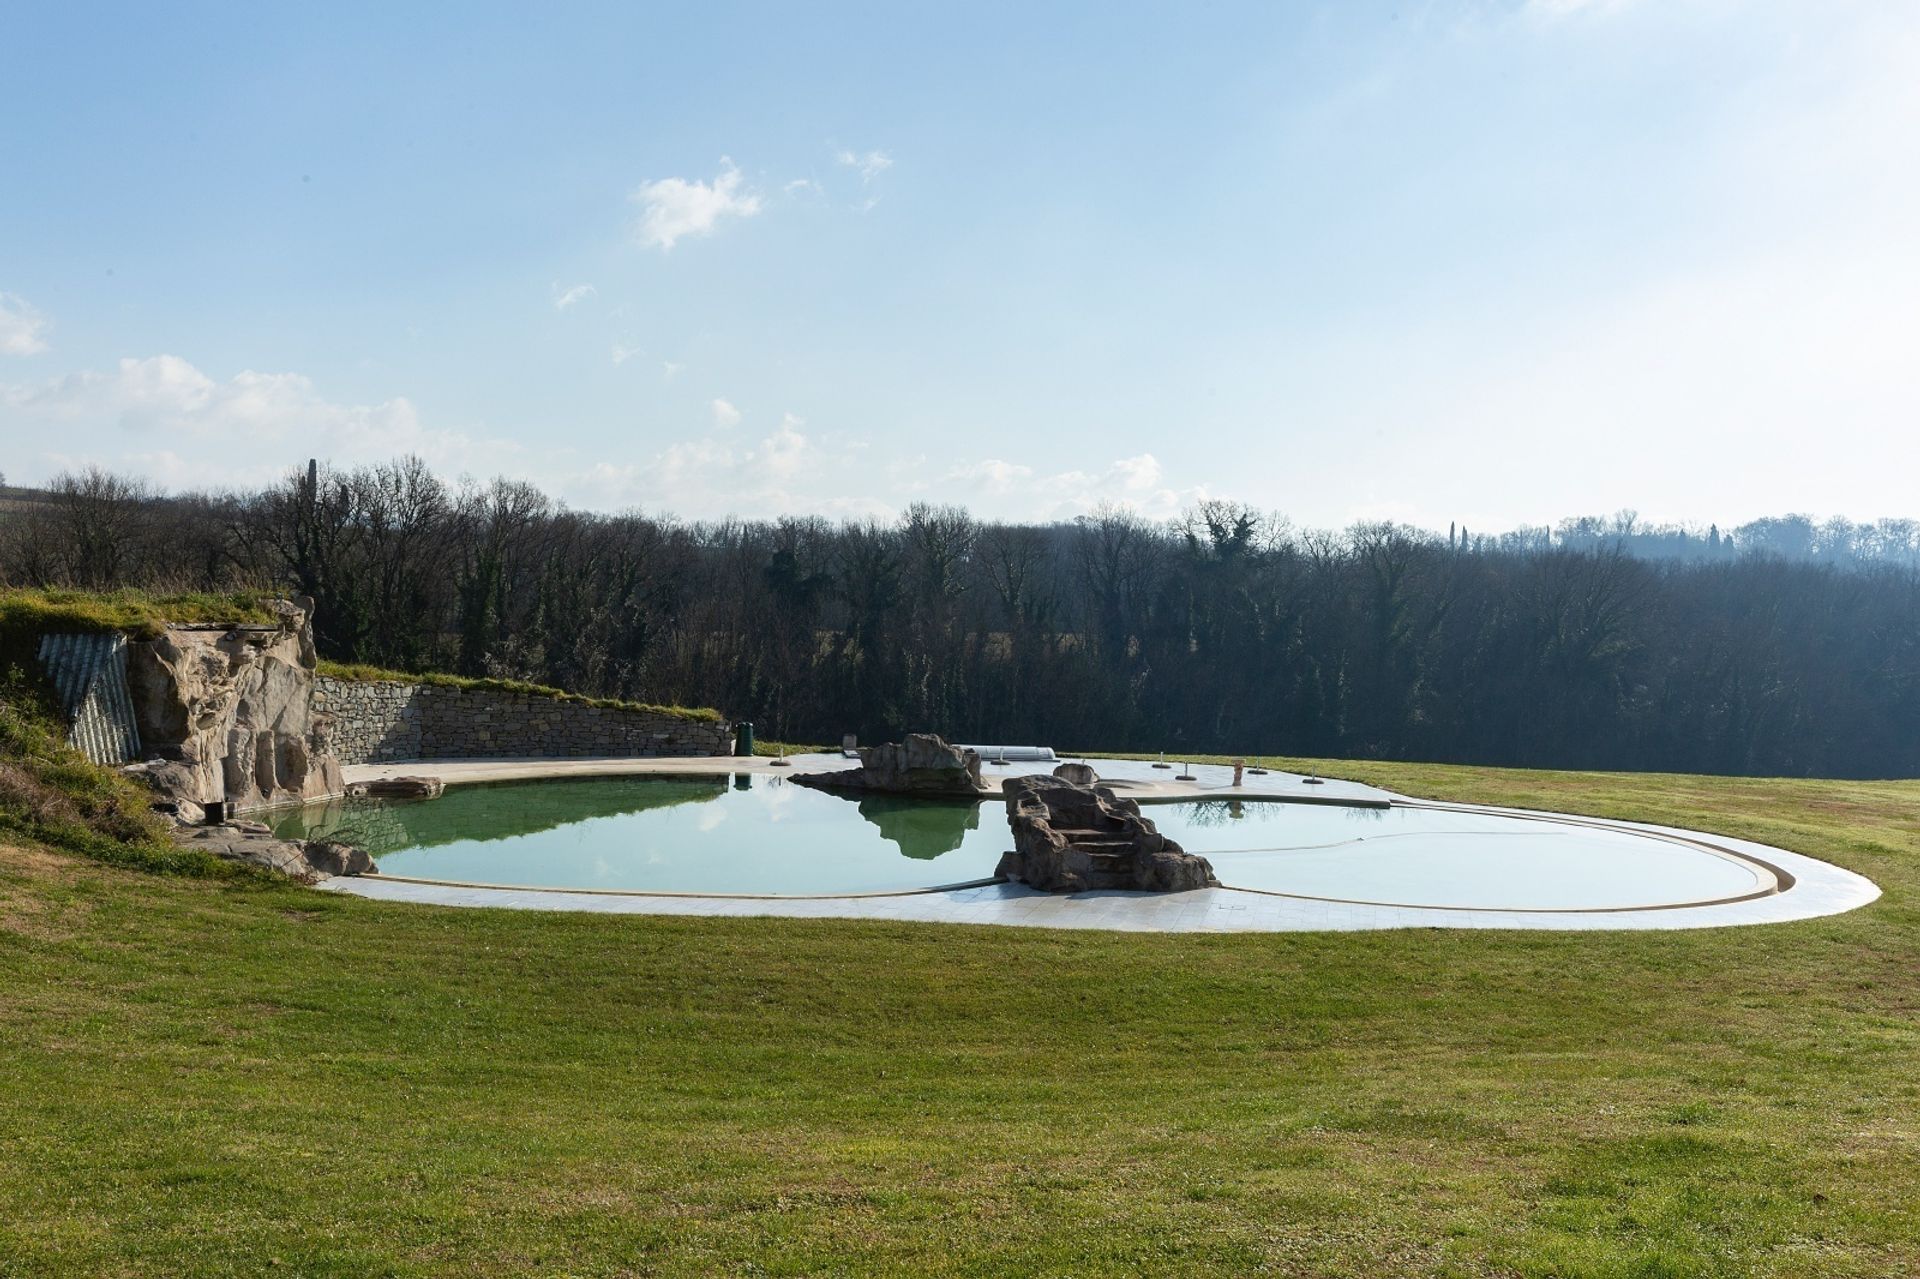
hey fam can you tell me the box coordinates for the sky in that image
[1,0,1916,532]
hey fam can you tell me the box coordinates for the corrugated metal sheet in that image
[36,632,142,765]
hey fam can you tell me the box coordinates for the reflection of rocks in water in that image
[273,795,416,856]
[270,776,729,856]
[854,796,982,860]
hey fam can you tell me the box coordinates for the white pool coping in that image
[318,755,1881,932]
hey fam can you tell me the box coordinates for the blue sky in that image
[2,0,1915,529]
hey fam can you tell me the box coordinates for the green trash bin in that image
[734,721,754,756]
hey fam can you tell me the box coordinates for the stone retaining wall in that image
[315,677,732,764]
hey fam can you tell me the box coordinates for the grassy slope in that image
[1,759,1918,1277]
[0,588,276,645]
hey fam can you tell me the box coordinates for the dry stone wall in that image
[313,678,421,762]
[315,677,732,764]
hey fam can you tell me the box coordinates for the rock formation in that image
[123,597,343,815]
[995,775,1218,893]
[1051,761,1099,785]
[348,776,445,800]
[174,820,378,880]
[791,732,993,798]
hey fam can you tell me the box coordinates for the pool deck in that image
[322,755,1882,932]
[338,752,1398,807]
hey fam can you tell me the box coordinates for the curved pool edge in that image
[318,755,1881,931]
[314,795,1881,933]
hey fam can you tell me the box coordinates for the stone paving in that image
[339,752,1397,806]
[321,754,1883,933]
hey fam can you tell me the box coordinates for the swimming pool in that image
[273,773,1782,911]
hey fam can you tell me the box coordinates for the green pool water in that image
[272,775,997,895]
[272,775,1770,908]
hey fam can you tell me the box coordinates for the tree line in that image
[5,460,1918,779]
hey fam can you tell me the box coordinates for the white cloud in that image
[943,451,1199,519]
[550,281,597,310]
[1108,453,1162,491]
[1,354,521,488]
[661,360,684,380]
[571,411,829,517]
[0,352,1210,526]
[630,158,763,251]
[610,341,643,366]
[835,149,893,183]
[762,413,808,479]
[0,292,50,356]
[784,178,820,196]
[947,458,1035,493]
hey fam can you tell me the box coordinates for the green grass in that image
[0,587,277,646]
[0,682,234,878]
[2,760,1918,1275]
[752,737,831,757]
[0,592,255,878]
[318,660,726,723]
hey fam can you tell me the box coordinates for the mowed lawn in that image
[2,761,1918,1277]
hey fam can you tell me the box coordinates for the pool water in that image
[1180,800,1763,909]
[274,775,995,896]
[271,776,1772,908]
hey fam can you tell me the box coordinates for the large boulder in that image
[173,822,378,880]
[302,839,378,876]
[124,597,343,814]
[791,733,992,798]
[995,775,1218,893]
[347,775,445,800]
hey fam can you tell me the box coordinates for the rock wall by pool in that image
[315,677,732,764]
[123,598,344,814]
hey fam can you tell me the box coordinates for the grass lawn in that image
[2,759,1917,1276]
